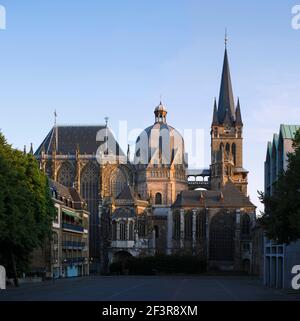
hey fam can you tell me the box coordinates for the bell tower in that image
[210,42,248,195]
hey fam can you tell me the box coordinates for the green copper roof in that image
[280,124,300,139]
[272,133,279,148]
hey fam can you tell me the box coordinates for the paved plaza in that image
[0,275,300,301]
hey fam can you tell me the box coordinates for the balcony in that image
[62,241,86,249]
[62,223,84,233]
[63,257,87,265]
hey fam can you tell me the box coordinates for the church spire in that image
[235,98,243,126]
[217,46,235,124]
[212,98,219,125]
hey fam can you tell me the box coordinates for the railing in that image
[63,257,87,264]
[188,181,210,186]
[62,223,84,233]
[62,241,86,249]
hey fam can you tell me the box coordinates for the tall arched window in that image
[184,212,193,241]
[232,143,236,165]
[226,143,230,157]
[80,163,99,257]
[241,214,251,236]
[57,162,75,187]
[129,221,134,241]
[155,193,162,205]
[210,211,236,261]
[196,211,206,240]
[110,167,127,198]
[138,218,146,237]
[119,221,127,241]
[173,211,180,241]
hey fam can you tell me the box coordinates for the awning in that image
[62,209,77,218]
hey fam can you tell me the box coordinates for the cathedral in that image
[35,46,256,273]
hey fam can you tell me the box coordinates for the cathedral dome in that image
[134,102,186,167]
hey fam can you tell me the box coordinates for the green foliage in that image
[259,129,300,244]
[0,132,56,279]
[109,255,207,275]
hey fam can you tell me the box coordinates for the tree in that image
[259,129,300,244]
[0,132,56,286]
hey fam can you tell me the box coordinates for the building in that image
[263,124,300,289]
[34,125,125,272]
[30,179,90,278]
[34,42,256,273]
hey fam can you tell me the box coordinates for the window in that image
[184,212,193,241]
[57,162,75,188]
[112,221,117,241]
[80,163,99,256]
[173,212,180,240]
[110,167,127,198]
[119,221,127,241]
[138,219,146,237]
[196,212,206,239]
[232,143,236,165]
[155,193,162,205]
[226,143,230,157]
[209,211,236,261]
[129,221,134,241]
[241,214,250,236]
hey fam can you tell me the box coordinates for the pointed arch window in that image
[110,167,127,198]
[80,163,99,257]
[241,214,251,236]
[129,221,134,241]
[184,212,193,241]
[119,221,127,241]
[226,143,230,158]
[173,211,180,241]
[57,162,75,187]
[232,143,236,165]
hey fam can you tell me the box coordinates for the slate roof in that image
[112,207,136,219]
[35,125,125,156]
[217,48,236,124]
[49,179,86,210]
[172,182,255,209]
[116,184,134,201]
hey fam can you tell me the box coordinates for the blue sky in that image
[1,0,300,211]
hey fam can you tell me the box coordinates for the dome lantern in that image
[154,101,167,123]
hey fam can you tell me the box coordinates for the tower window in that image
[155,192,162,205]
[226,143,230,157]
[232,143,236,165]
